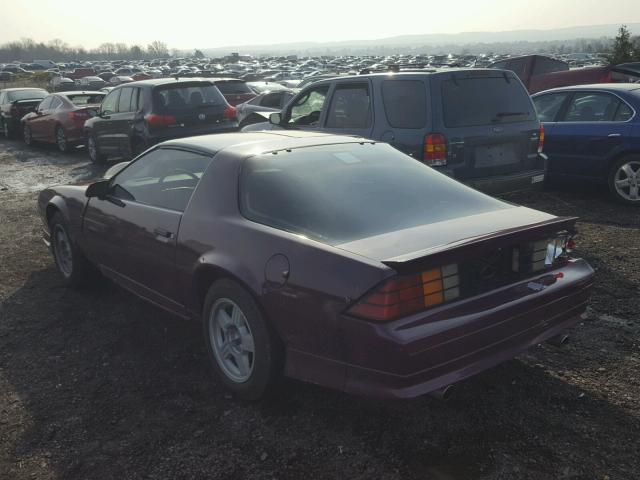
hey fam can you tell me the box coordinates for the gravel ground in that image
[0,138,638,480]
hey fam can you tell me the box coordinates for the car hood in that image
[335,206,571,267]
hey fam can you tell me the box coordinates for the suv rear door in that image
[433,71,543,186]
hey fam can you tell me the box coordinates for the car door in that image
[82,147,212,313]
[43,96,63,141]
[93,88,120,153]
[543,91,633,179]
[111,87,137,156]
[28,96,54,140]
[321,81,374,138]
[282,84,331,130]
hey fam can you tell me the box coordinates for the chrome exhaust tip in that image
[430,385,454,401]
[549,334,570,346]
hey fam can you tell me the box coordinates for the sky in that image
[0,0,638,50]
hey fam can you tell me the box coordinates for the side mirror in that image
[269,112,282,125]
[85,180,110,199]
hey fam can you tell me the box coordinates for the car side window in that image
[101,90,120,115]
[288,86,329,126]
[49,97,63,110]
[326,83,371,129]
[533,93,568,122]
[382,80,427,129]
[260,93,282,109]
[117,87,134,113]
[130,88,140,111]
[614,102,634,122]
[563,93,620,122]
[110,148,212,212]
[38,96,54,111]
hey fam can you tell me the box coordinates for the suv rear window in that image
[215,81,253,95]
[240,143,507,245]
[382,80,427,128]
[153,83,225,112]
[442,74,535,127]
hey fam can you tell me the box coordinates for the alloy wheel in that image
[208,298,255,383]
[613,160,640,202]
[53,225,73,278]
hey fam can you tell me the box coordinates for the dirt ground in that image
[0,138,638,480]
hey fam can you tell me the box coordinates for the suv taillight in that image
[423,134,447,166]
[346,264,460,322]
[145,113,177,129]
[538,124,545,153]
[223,106,238,120]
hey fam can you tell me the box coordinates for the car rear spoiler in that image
[12,98,43,105]
[382,216,578,274]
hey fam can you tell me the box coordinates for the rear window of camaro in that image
[441,74,536,127]
[239,143,509,245]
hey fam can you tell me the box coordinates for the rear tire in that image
[2,118,13,139]
[608,155,640,206]
[49,212,100,288]
[56,126,70,153]
[23,124,33,146]
[87,134,107,164]
[202,279,282,400]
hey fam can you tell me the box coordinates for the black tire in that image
[55,126,71,153]
[49,212,99,288]
[87,134,107,164]
[608,154,640,206]
[202,279,282,400]
[1,117,13,139]
[23,124,33,146]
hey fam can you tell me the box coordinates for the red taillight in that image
[68,110,89,121]
[600,71,612,83]
[423,133,447,166]
[347,265,460,322]
[538,124,545,153]
[145,113,177,129]
[224,106,238,120]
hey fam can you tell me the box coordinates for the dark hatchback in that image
[84,78,239,163]
[245,70,546,193]
[0,87,49,138]
[38,132,594,400]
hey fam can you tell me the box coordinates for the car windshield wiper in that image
[491,111,529,122]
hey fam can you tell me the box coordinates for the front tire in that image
[87,134,107,164]
[49,212,98,287]
[608,155,640,206]
[203,279,282,400]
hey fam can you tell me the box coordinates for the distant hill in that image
[201,23,640,56]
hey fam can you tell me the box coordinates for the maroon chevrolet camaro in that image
[37,131,595,400]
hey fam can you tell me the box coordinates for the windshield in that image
[442,74,535,127]
[7,89,48,101]
[240,143,509,244]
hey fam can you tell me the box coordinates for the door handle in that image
[608,133,622,137]
[153,227,174,239]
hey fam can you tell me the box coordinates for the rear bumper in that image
[148,124,239,144]
[466,168,546,194]
[285,259,594,399]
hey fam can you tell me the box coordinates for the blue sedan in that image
[532,84,640,205]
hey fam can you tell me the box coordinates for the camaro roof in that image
[161,131,371,157]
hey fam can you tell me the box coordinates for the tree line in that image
[0,38,172,62]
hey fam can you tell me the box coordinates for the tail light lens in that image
[69,110,90,121]
[145,113,177,130]
[529,234,575,272]
[538,124,545,153]
[423,134,447,166]
[224,106,238,120]
[347,264,460,322]
[600,71,612,83]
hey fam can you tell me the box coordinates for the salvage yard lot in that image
[0,139,639,480]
